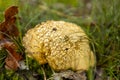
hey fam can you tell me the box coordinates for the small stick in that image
[41,67,47,80]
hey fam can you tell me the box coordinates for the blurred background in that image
[0,0,120,80]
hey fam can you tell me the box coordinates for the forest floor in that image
[0,0,120,80]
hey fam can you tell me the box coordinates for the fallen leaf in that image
[50,70,86,80]
[4,6,18,21]
[4,43,22,61]
[0,6,19,40]
[5,55,19,71]
[0,6,22,70]
[3,40,22,70]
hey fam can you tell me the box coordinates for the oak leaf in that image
[0,6,19,40]
[4,43,22,70]
[0,6,22,70]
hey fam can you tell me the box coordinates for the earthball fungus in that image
[23,20,95,71]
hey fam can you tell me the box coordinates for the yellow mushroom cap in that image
[23,20,95,71]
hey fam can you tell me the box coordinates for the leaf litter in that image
[0,6,22,70]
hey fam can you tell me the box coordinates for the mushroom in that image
[23,20,95,72]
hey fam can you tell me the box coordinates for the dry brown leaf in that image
[4,6,18,21]
[4,43,22,61]
[5,55,20,71]
[0,6,22,70]
[0,6,19,40]
[1,40,22,70]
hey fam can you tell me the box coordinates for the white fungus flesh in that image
[23,20,95,71]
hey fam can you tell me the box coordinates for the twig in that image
[41,66,47,80]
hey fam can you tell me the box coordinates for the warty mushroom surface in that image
[23,20,95,71]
